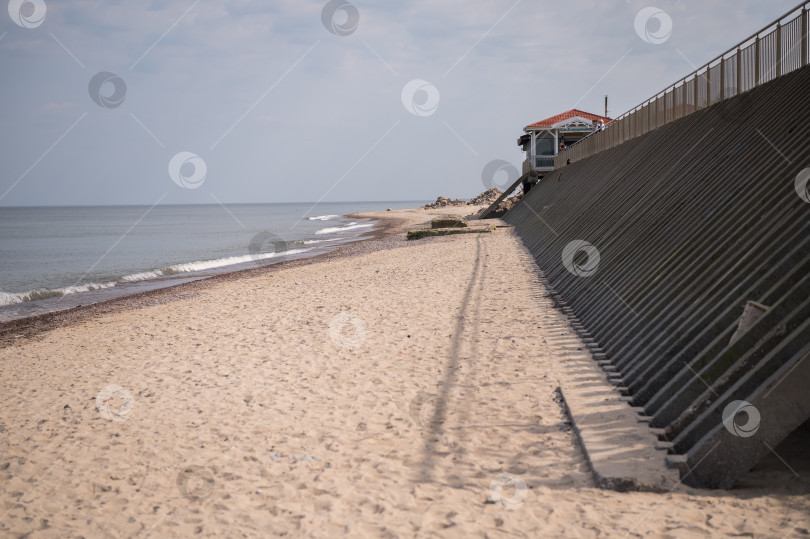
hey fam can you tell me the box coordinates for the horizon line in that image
[0,199,433,209]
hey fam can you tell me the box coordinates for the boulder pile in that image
[496,192,523,212]
[421,196,466,209]
[482,191,524,217]
[467,188,502,205]
[421,188,504,209]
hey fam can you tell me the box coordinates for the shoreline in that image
[0,201,431,329]
[0,211,411,347]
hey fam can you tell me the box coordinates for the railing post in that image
[803,7,808,67]
[694,74,699,110]
[672,90,681,122]
[630,112,634,139]
[670,91,675,122]
[659,95,663,124]
[631,111,636,139]
[626,116,630,140]
[776,22,782,77]
[659,96,663,125]
[720,57,725,100]
[669,92,673,122]
[660,96,664,124]
[736,48,742,94]
[755,35,761,86]
[706,64,712,104]
[629,113,633,139]
[642,104,646,132]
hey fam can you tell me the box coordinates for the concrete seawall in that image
[503,64,810,488]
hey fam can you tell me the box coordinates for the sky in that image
[0,0,800,206]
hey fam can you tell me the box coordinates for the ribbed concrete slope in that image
[504,65,810,489]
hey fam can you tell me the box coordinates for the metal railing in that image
[555,2,810,168]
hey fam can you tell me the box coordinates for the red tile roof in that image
[525,109,613,129]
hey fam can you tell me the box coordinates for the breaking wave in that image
[0,282,117,307]
[0,248,312,307]
[295,238,342,245]
[315,222,374,235]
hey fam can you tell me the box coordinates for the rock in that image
[419,187,519,210]
[431,216,468,229]
[420,189,505,210]
[407,225,495,240]
[481,190,524,218]
[467,188,503,205]
[421,196,467,209]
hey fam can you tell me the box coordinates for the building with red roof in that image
[525,109,612,129]
[518,109,613,175]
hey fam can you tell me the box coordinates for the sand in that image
[0,206,808,538]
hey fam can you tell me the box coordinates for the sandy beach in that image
[1,205,808,538]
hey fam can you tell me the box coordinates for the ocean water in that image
[0,201,423,321]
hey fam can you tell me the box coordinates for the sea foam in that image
[0,282,117,306]
[1,248,313,306]
[315,222,374,235]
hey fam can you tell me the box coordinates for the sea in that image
[0,201,424,322]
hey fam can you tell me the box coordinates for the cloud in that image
[39,101,79,112]
[0,0,800,206]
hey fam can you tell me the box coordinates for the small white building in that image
[518,109,613,175]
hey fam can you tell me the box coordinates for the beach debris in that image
[729,300,769,345]
[406,225,495,240]
[431,216,468,229]
[268,452,318,463]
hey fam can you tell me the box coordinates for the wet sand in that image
[0,205,808,537]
